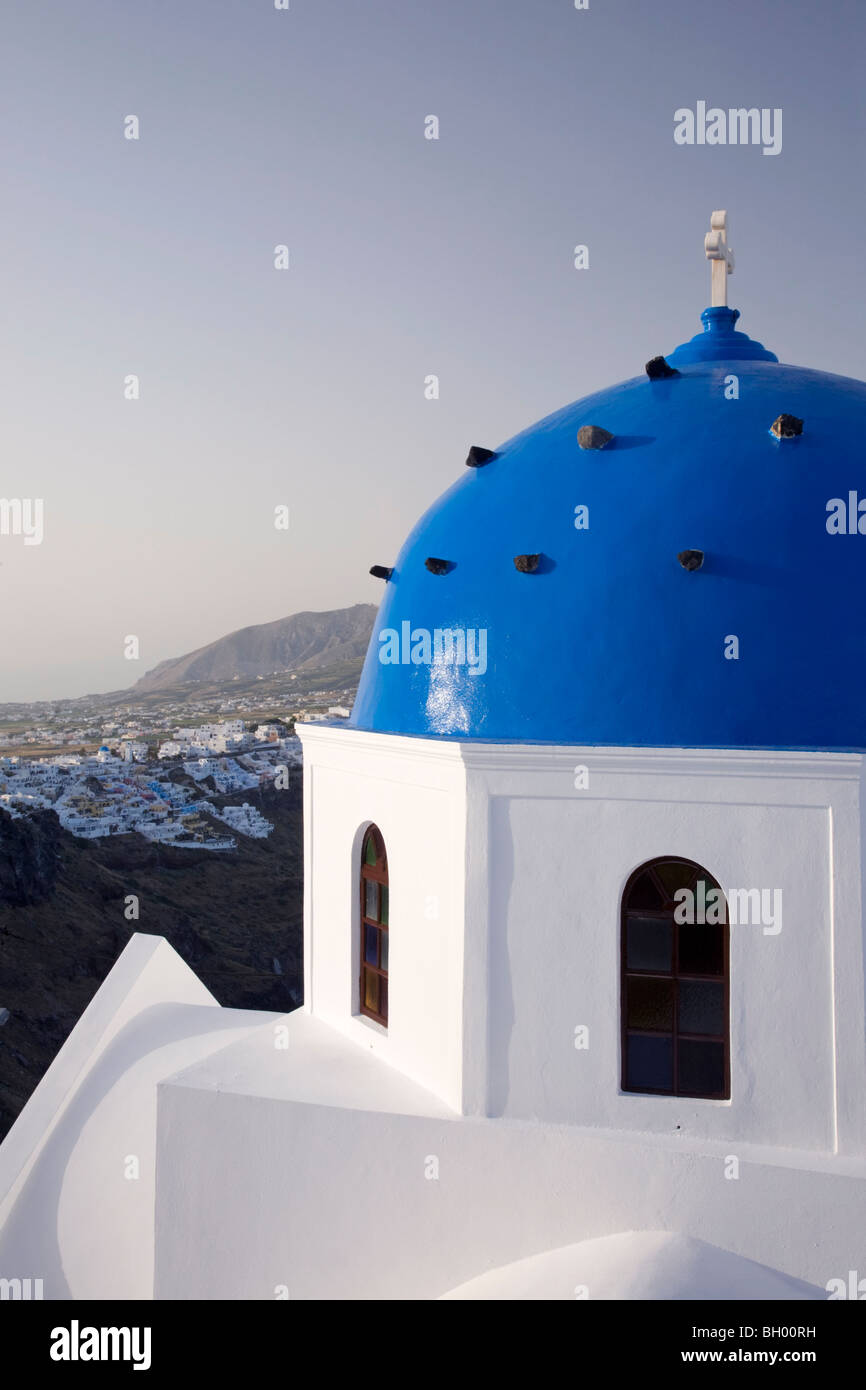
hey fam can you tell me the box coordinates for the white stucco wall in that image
[0,935,278,1299]
[299,728,866,1156]
[298,724,467,1111]
[467,746,866,1155]
[154,1017,866,1300]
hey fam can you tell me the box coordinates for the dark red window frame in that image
[621,857,730,1099]
[359,825,389,1026]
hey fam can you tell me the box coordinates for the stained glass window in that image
[360,825,389,1026]
[621,858,729,1099]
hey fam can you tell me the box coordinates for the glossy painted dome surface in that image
[350,308,866,748]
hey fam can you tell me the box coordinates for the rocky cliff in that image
[0,783,303,1138]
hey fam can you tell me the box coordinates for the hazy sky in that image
[1,0,864,701]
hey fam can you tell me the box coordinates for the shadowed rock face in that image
[0,808,62,907]
[0,783,304,1139]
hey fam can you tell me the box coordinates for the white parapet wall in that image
[154,1009,866,1300]
[0,935,280,1300]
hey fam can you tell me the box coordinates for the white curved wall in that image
[0,935,276,1299]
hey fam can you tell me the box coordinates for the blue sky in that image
[1,0,864,699]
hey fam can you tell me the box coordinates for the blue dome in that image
[351,307,866,749]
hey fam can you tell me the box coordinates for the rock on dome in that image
[350,307,866,749]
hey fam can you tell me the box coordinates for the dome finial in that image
[704,210,734,306]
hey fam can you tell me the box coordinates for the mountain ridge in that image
[134,603,376,693]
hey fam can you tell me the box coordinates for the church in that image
[1,214,865,1300]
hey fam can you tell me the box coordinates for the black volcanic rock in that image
[645,355,679,380]
[514,553,541,573]
[770,413,804,439]
[0,784,304,1138]
[0,808,62,907]
[465,445,499,467]
[678,549,705,572]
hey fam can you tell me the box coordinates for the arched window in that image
[360,825,389,1026]
[621,857,729,1099]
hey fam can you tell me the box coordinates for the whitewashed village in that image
[0,711,347,850]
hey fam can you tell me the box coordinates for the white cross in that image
[704,210,735,306]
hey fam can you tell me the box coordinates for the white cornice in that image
[296,723,863,782]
